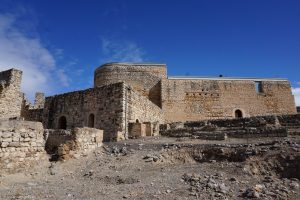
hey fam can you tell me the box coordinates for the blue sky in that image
[0,0,299,105]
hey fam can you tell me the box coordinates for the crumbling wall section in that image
[0,120,46,172]
[0,69,23,119]
[45,127,103,160]
[21,92,45,122]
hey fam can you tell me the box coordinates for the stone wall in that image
[124,84,164,138]
[125,85,164,124]
[0,120,46,172]
[162,78,296,123]
[297,107,300,113]
[0,69,23,119]
[94,63,166,107]
[21,92,45,122]
[43,82,164,141]
[43,83,124,141]
[34,92,45,109]
[45,127,103,160]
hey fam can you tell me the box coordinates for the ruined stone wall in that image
[43,83,125,141]
[21,92,45,122]
[125,85,164,124]
[0,69,23,119]
[24,108,44,122]
[162,79,296,123]
[94,63,166,107]
[45,127,103,160]
[161,114,300,139]
[34,92,45,109]
[0,120,46,172]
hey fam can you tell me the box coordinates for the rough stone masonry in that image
[0,63,297,140]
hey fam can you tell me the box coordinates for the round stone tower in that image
[94,63,167,107]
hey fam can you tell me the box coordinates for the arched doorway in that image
[235,110,243,118]
[58,116,67,129]
[88,113,95,128]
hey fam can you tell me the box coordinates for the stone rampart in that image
[162,79,296,123]
[0,120,46,172]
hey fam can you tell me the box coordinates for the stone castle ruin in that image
[0,63,299,172]
[0,63,298,141]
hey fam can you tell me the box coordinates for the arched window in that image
[88,113,95,128]
[58,116,67,129]
[136,119,140,123]
[235,110,243,118]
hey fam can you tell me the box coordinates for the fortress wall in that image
[219,80,296,117]
[0,120,46,172]
[94,63,166,107]
[162,79,296,123]
[0,69,23,119]
[125,84,164,124]
[43,82,125,141]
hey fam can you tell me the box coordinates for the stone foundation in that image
[161,114,300,139]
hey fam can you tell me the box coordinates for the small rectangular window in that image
[255,81,263,93]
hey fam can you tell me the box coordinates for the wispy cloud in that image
[0,12,70,100]
[57,69,70,87]
[101,37,145,63]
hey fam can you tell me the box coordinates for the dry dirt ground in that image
[0,136,299,200]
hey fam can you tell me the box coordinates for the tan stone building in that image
[0,63,297,140]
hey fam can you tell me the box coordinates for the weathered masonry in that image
[42,82,163,141]
[94,63,296,123]
[0,63,297,140]
[0,69,23,119]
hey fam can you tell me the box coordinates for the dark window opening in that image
[255,81,263,93]
[88,114,95,128]
[58,116,67,129]
[235,110,243,118]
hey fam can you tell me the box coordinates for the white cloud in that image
[57,69,70,87]
[101,38,145,62]
[0,13,69,101]
[292,87,300,106]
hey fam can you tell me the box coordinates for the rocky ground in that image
[0,136,299,200]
